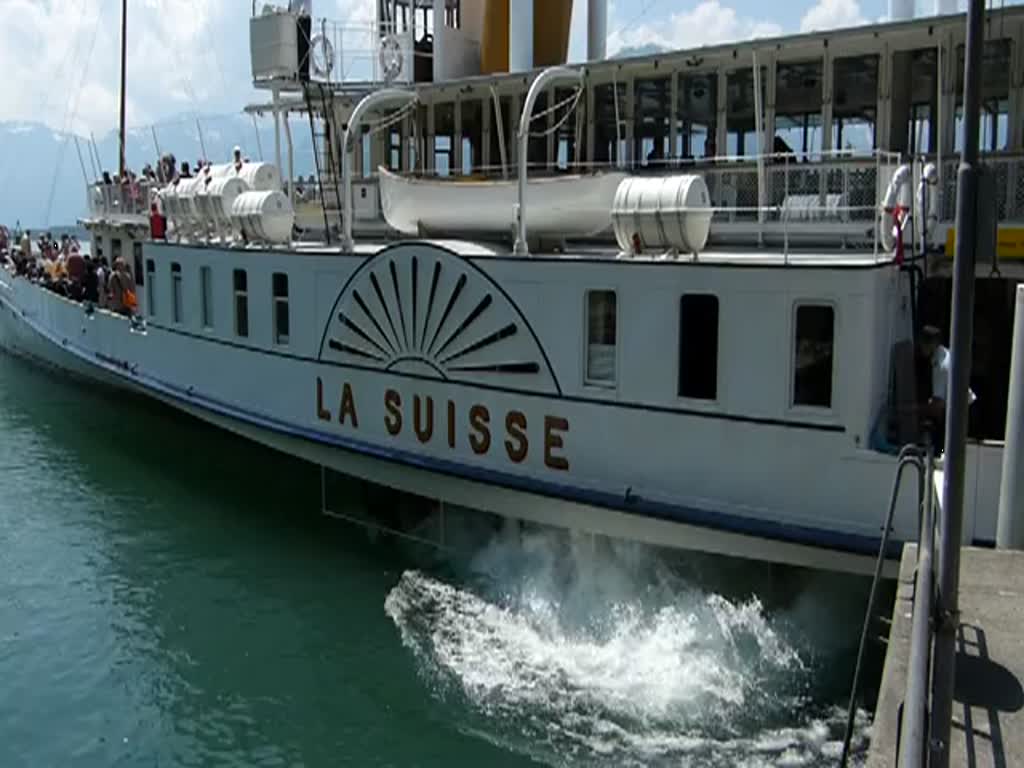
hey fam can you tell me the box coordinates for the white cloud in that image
[0,0,371,138]
[607,1,783,55]
[800,0,867,32]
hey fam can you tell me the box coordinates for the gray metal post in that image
[930,0,986,763]
[997,284,1024,549]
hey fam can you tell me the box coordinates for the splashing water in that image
[384,525,872,767]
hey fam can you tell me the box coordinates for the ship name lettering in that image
[315,379,569,471]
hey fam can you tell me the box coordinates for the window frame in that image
[583,288,619,389]
[145,259,156,317]
[200,266,213,330]
[789,300,839,414]
[272,272,290,346]
[677,293,721,404]
[233,269,249,339]
[170,262,183,324]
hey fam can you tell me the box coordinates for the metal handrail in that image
[840,444,927,768]
[900,443,938,767]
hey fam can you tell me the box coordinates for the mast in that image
[118,0,128,178]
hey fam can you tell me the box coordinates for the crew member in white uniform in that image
[919,325,976,449]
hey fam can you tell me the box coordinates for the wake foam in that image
[384,527,870,766]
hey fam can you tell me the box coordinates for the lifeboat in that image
[378,167,627,239]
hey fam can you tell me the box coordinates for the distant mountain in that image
[0,115,318,231]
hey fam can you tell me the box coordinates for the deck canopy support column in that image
[341,88,418,251]
[514,66,585,255]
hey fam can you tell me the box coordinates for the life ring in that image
[379,34,403,82]
[310,34,335,78]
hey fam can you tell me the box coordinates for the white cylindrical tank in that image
[889,0,914,20]
[196,176,248,229]
[509,0,534,71]
[611,175,714,255]
[209,162,282,191]
[588,0,607,61]
[230,190,295,244]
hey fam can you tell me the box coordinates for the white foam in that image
[384,527,871,766]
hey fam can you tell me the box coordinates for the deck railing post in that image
[514,66,584,256]
[930,1,986,763]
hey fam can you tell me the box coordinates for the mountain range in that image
[0,115,318,231]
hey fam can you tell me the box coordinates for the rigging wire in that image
[43,0,104,225]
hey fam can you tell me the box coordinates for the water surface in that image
[0,356,881,766]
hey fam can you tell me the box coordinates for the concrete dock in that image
[868,546,1024,767]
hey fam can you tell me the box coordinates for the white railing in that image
[86,181,158,219]
[938,152,1024,222]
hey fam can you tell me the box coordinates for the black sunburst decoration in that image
[320,245,560,394]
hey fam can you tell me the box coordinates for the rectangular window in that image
[133,242,144,286]
[585,290,617,386]
[793,305,835,408]
[272,272,289,345]
[171,262,183,324]
[145,259,156,316]
[200,266,213,329]
[94,236,104,262]
[678,295,719,400]
[233,269,248,338]
[832,55,879,153]
[111,237,122,262]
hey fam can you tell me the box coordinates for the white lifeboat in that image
[378,166,627,238]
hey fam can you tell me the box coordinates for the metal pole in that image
[151,126,162,167]
[252,114,264,161]
[118,0,128,178]
[931,0,986,764]
[996,284,1024,549]
[72,136,90,186]
[195,118,208,164]
[89,132,103,177]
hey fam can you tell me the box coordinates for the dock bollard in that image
[997,285,1024,549]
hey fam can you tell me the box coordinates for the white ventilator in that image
[611,175,714,256]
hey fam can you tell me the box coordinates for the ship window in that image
[200,266,213,329]
[678,73,718,160]
[233,269,248,338]
[461,98,483,175]
[594,82,628,167]
[434,102,454,176]
[726,67,767,157]
[585,290,617,386]
[145,259,156,317]
[955,39,1011,152]
[833,55,878,153]
[170,262,183,324]
[111,237,123,263]
[94,236,103,261]
[272,272,289,345]
[793,304,835,409]
[678,295,719,400]
[896,48,938,154]
[132,242,144,287]
[774,60,823,158]
[635,76,671,167]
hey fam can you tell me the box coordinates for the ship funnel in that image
[587,0,607,61]
[889,0,914,21]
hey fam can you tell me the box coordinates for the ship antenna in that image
[118,0,128,178]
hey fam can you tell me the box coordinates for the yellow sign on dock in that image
[946,226,1024,259]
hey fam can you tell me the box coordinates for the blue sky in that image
[0,0,1000,138]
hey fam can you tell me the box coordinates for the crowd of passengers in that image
[0,227,138,315]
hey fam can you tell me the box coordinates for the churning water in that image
[387,523,874,767]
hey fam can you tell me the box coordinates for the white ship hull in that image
[0,242,1003,576]
[379,167,627,238]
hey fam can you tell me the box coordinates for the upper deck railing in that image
[86,180,159,220]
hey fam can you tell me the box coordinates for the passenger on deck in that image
[96,258,109,308]
[150,202,167,240]
[180,161,192,179]
[917,325,977,450]
[233,145,244,172]
[107,258,137,316]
